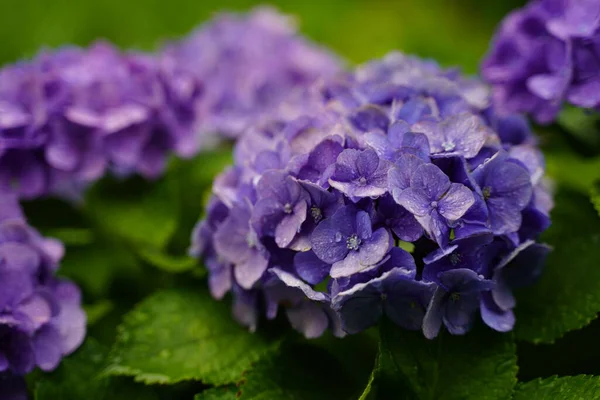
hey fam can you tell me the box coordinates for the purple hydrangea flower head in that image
[191,50,553,339]
[482,0,600,123]
[0,41,203,198]
[162,6,342,138]
[0,195,86,379]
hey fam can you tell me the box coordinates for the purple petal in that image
[33,325,62,371]
[394,187,431,217]
[422,287,446,339]
[294,250,330,285]
[358,228,391,267]
[480,293,515,332]
[234,250,269,289]
[286,302,329,339]
[438,183,474,221]
[388,153,425,193]
[410,163,451,201]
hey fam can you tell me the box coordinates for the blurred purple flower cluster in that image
[0,195,85,393]
[482,0,600,123]
[192,51,553,339]
[162,6,343,139]
[0,41,202,199]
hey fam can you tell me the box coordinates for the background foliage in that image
[5,0,600,398]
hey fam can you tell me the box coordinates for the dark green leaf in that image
[591,181,600,217]
[195,386,238,400]
[558,106,600,152]
[513,376,600,399]
[84,175,178,249]
[84,300,115,326]
[105,289,280,385]
[373,320,517,400]
[545,152,600,193]
[238,341,367,400]
[35,339,159,400]
[44,228,95,246]
[515,188,600,343]
[136,246,200,274]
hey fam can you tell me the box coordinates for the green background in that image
[0,0,525,72]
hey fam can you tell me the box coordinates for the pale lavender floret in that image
[213,204,269,289]
[251,171,308,248]
[329,148,391,199]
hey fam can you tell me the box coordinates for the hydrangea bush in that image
[2,3,600,400]
[191,52,553,339]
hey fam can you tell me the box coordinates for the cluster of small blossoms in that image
[162,6,342,139]
[192,51,553,339]
[482,0,600,123]
[0,195,86,395]
[0,41,203,199]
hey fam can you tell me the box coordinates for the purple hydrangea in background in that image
[191,50,553,339]
[482,0,600,123]
[0,41,202,199]
[0,195,86,395]
[162,6,343,138]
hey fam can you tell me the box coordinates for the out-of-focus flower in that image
[162,6,343,138]
[0,41,203,198]
[191,51,552,339]
[482,0,600,123]
[0,195,86,380]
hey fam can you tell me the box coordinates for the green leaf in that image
[105,289,280,385]
[58,238,140,298]
[373,320,517,400]
[35,339,159,400]
[545,152,600,193]
[558,106,600,151]
[238,342,367,400]
[591,181,600,217]
[43,228,95,246]
[84,175,178,249]
[512,376,600,399]
[195,386,238,400]
[84,300,114,326]
[515,188,600,343]
[136,246,200,274]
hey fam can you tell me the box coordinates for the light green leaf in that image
[373,320,517,400]
[84,175,178,249]
[558,106,600,149]
[44,228,95,246]
[515,189,600,343]
[105,289,280,385]
[35,339,159,400]
[545,152,600,193]
[195,386,238,400]
[239,342,367,400]
[513,376,600,399]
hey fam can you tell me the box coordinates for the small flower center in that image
[430,201,438,209]
[450,253,461,266]
[283,203,293,214]
[482,186,492,200]
[245,232,257,249]
[357,176,367,186]
[450,293,460,302]
[442,141,456,152]
[346,234,362,250]
[310,206,323,223]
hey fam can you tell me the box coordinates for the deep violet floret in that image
[191,51,552,339]
[482,0,600,123]
[0,195,86,394]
